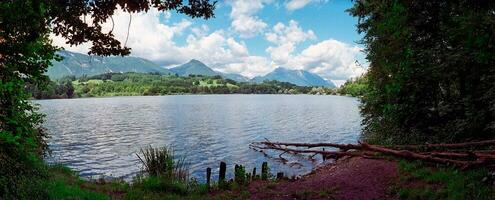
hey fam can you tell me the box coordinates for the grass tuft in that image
[136,145,189,182]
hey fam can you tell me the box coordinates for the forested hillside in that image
[27,73,335,99]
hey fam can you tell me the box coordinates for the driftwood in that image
[252,141,362,151]
[250,139,495,169]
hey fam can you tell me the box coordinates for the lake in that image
[36,95,362,182]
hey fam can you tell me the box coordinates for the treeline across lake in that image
[28,72,337,99]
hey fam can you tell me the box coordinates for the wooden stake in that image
[219,162,226,183]
[206,167,211,187]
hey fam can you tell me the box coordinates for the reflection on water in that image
[36,95,362,182]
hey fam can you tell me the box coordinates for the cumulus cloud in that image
[51,6,366,83]
[227,0,272,38]
[265,20,316,65]
[51,8,189,64]
[262,20,365,82]
[288,39,367,81]
[51,6,276,78]
[285,0,328,11]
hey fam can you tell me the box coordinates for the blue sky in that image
[53,0,367,85]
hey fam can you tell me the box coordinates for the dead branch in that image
[360,143,487,168]
[250,143,377,159]
[252,141,362,151]
[251,140,495,169]
[391,139,495,150]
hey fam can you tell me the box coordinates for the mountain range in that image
[47,50,172,79]
[47,50,335,88]
[252,67,334,87]
[168,60,335,87]
[167,59,251,82]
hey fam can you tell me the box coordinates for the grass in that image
[136,145,189,182]
[42,145,256,199]
[198,79,224,87]
[46,165,116,200]
[395,160,494,200]
[44,165,255,200]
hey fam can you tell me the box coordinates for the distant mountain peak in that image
[170,59,217,77]
[252,67,335,88]
[47,50,171,79]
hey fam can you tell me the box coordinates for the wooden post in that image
[252,167,256,180]
[322,148,326,161]
[206,167,211,187]
[219,162,226,183]
[234,164,239,182]
[261,162,268,180]
[276,172,284,180]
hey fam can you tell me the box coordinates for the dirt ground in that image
[248,157,399,200]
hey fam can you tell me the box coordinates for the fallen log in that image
[360,143,487,168]
[425,151,495,160]
[250,143,376,159]
[252,141,362,151]
[391,139,495,150]
[251,140,495,169]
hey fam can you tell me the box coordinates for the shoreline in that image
[31,93,355,101]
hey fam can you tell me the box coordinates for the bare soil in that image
[248,157,399,200]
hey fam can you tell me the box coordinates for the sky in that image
[51,0,368,86]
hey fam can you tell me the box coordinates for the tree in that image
[0,0,216,198]
[349,0,495,144]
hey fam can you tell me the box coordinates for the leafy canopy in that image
[349,0,495,144]
[0,0,215,198]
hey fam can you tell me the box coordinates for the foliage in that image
[0,1,57,198]
[337,74,369,97]
[395,160,494,200]
[1,0,216,199]
[49,0,216,56]
[28,72,326,98]
[43,163,251,200]
[349,1,495,144]
[234,165,247,185]
[26,76,76,99]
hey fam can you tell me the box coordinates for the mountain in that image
[220,72,250,82]
[252,67,335,88]
[48,53,333,87]
[169,59,250,82]
[47,50,172,79]
[169,59,219,77]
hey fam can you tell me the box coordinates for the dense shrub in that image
[349,1,495,144]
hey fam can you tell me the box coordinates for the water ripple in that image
[37,95,362,182]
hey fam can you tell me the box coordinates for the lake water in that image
[36,95,362,182]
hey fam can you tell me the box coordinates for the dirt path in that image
[248,157,399,200]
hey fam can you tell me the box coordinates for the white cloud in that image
[227,0,272,38]
[262,20,365,82]
[51,8,188,64]
[288,39,367,81]
[50,6,366,83]
[285,0,328,11]
[265,20,316,65]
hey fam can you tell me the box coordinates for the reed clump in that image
[136,145,189,182]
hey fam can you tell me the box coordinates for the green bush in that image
[349,1,495,144]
